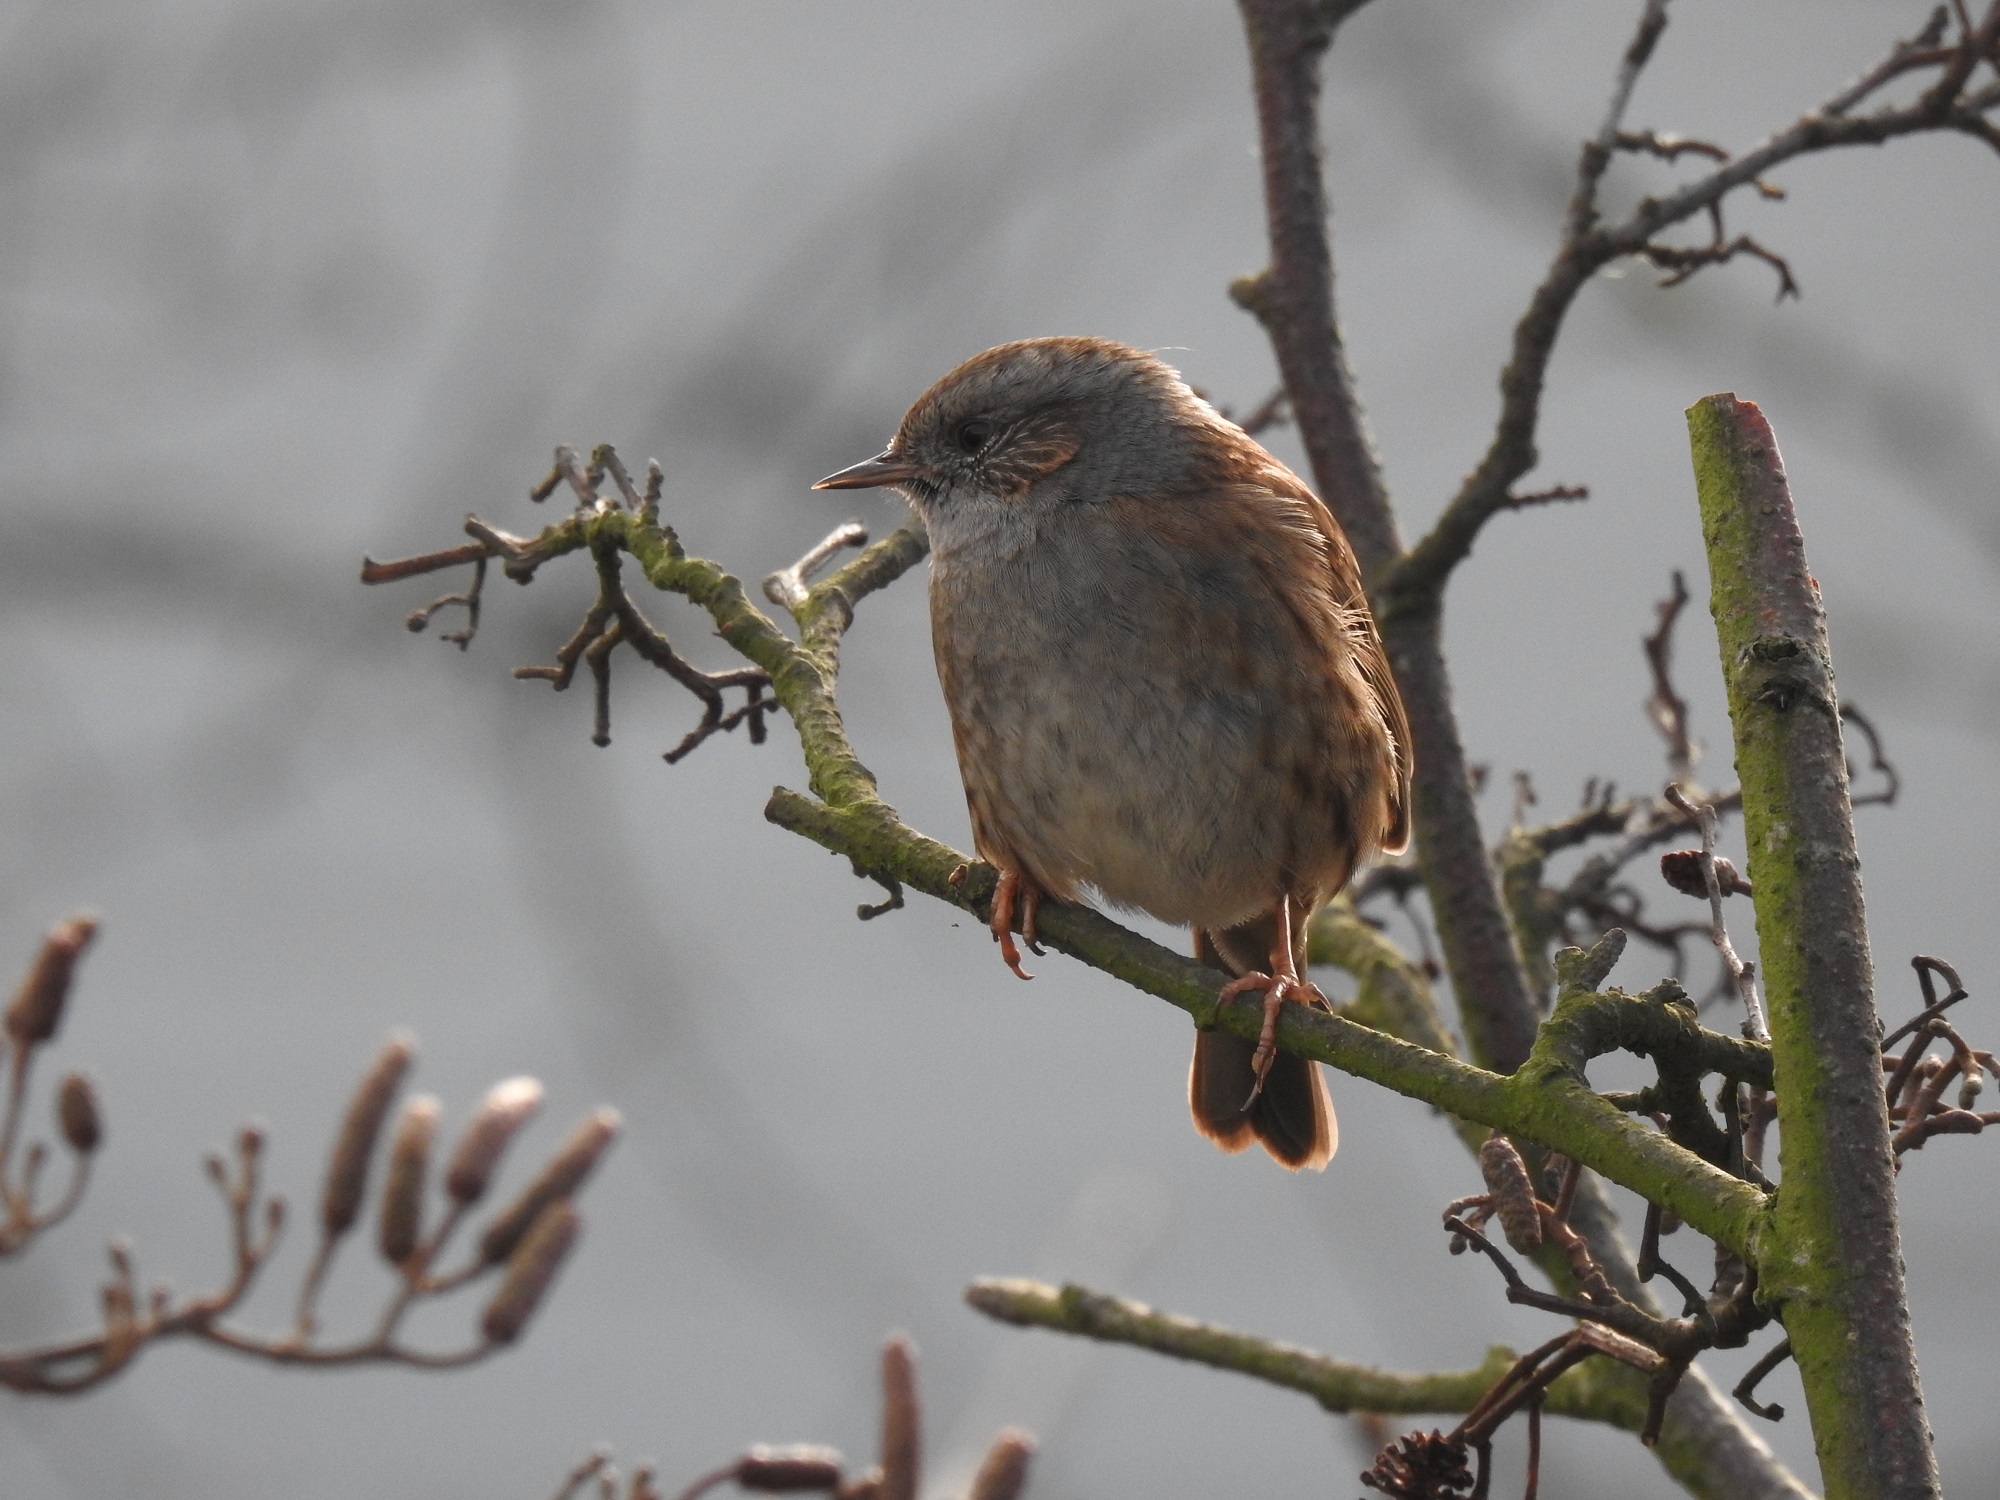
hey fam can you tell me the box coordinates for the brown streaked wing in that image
[1204,433,1413,855]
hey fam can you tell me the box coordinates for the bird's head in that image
[813,337,1209,515]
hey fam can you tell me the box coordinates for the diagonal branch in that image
[964,1278,1645,1430]
[1380,5,2000,616]
[1568,0,1675,241]
[770,783,1770,1258]
[369,474,1808,1496]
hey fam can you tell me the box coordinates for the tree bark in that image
[1689,393,1937,1500]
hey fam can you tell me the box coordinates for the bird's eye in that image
[954,419,997,455]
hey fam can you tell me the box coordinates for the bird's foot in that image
[1219,969,1327,1109]
[988,868,1044,981]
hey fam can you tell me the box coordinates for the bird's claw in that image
[989,868,1043,981]
[1220,970,1325,1111]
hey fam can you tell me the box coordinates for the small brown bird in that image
[817,337,1410,1170]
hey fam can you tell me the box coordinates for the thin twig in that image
[1231,386,1292,437]
[1383,2,2000,612]
[1644,571,1697,785]
[1734,1338,1792,1421]
[1840,702,1901,807]
[359,542,492,585]
[1665,785,1768,1042]
[764,522,870,613]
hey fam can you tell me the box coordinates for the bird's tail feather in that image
[1188,916,1335,1171]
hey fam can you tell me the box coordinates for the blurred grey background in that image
[1,1,1995,1495]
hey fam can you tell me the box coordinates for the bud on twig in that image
[1576,1321,1669,1373]
[101,1238,142,1373]
[6,915,97,1046]
[966,1430,1035,1500]
[478,1108,620,1265]
[1660,849,1752,899]
[878,1337,920,1500]
[1478,1136,1544,1254]
[321,1038,415,1237]
[737,1446,846,1492]
[58,1072,101,1154]
[480,1199,579,1345]
[1959,1064,1985,1109]
[378,1095,440,1267]
[447,1076,544,1205]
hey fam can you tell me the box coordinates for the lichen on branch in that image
[364,466,1778,1266]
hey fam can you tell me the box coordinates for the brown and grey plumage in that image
[817,337,1410,1169]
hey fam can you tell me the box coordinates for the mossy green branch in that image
[964,1277,1651,1430]
[1530,973,1773,1097]
[1497,828,1565,1003]
[963,1282,1813,1500]
[1305,897,1493,1157]
[514,508,923,814]
[794,517,931,665]
[444,495,1795,1496]
[1690,393,1934,1500]
[619,514,880,810]
[635,494,1772,1257]
[1306,896,1454,1056]
[768,789,1769,1257]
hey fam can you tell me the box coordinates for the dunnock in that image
[816,337,1410,1170]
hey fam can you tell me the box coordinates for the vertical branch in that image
[1688,394,1936,1500]
[1663,785,1767,1041]
[1228,18,1811,1492]
[1347,0,1683,1074]
[1233,0,1543,1073]
[1383,621,1544,1071]
[1232,0,1401,575]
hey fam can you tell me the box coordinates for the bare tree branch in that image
[0,928,614,1393]
[1231,0,1401,575]
[1382,5,2000,614]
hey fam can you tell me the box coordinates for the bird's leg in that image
[1216,893,1325,1107]
[988,867,1043,981]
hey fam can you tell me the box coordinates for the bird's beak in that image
[813,450,921,490]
